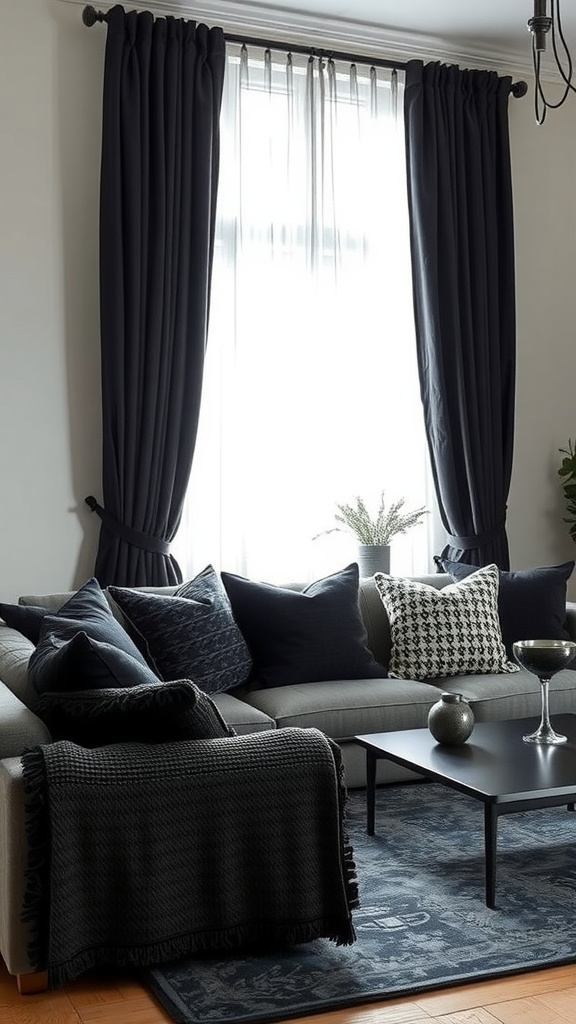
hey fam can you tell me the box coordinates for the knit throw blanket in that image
[21,727,358,987]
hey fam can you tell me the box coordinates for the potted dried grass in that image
[315,491,428,577]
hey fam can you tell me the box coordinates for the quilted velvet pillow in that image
[438,557,574,654]
[108,565,252,695]
[373,564,519,681]
[221,562,387,687]
[35,679,235,748]
[28,577,155,696]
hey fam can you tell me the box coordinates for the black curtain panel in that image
[404,60,516,570]
[86,4,225,587]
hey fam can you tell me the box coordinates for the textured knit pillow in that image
[438,558,574,654]
[373,564,519,680]
[108,565,252,695]
[221,562,387,687]
[28,577,155,696]
[35,679,235,747]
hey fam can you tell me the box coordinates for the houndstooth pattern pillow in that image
[373,564,519,680]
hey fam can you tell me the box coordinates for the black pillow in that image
[30,631,160,696]
[108,565,253,695]
[439,557,575,653]
[28,577,154,696]
[221,562,387,688]
[0,603,47,644]
[35,679,235,747]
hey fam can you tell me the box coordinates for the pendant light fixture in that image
[528,0,575,123]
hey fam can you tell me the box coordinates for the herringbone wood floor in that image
[1,963,576,1024]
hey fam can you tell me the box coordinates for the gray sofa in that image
[1,571,576,984]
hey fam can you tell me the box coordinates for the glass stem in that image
[540,677,551,732]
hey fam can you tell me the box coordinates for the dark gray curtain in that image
[404,60,516,570]
[86,4,225,587]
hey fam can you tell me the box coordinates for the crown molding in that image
[66,0,551,80]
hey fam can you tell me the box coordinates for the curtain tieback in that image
[446,517,506,551]
[85,496,171,556]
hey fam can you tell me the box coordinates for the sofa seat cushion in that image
[439,668,576,722]
[212,693,276,735]
[241,677,444,742]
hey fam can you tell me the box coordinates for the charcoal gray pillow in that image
[28,577,154,696]
[0,603,47,644]
[108,565,252,695]
[35,679,235,747]
[221,562,387,688]
[439,558,574,654]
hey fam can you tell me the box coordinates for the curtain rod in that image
[81,5,528,98]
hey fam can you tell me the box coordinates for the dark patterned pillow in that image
[35,679,235,747]
[374,564,519,680]
[438,557,574,654]
[28,578,155,696]
[108,565,252,695]
[221,562,387,687]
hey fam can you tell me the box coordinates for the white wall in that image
[0,0,104,600]
[1,0,576,600]
[507,89,576,596]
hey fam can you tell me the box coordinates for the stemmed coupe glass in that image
[513,639,576,745]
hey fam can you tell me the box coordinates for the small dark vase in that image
[428,693,474,746]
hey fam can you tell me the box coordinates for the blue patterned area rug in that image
[146,781,576,1024]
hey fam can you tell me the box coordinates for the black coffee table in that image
[355,715,576,909]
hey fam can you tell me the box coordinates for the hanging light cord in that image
[530,0,576,124]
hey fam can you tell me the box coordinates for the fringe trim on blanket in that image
[20,746,50,974]
[328,736,360,937]
[47,914,354,988]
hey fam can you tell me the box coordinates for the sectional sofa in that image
[0,558,575,983]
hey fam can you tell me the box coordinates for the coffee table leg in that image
[366,751,377,835]
[484,803,498,909]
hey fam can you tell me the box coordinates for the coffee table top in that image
[355,715,576,805]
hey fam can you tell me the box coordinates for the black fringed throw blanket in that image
[21,727,358,987]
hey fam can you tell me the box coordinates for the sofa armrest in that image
[0,757,35,976]
[0,681,51,758]
[566,602,576,641]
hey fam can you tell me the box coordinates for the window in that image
[173,46,434,583]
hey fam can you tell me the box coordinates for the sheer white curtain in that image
[173,45,434,584]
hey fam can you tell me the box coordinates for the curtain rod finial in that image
[82,5,100,27]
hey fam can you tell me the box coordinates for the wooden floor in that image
[2,962,576,1024]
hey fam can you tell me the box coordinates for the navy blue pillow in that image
[108,565,253,695]
[29,631,159,696]
[221,562,387,687]
[439,558,574,653]
[0,603,47,644]
[28,577,155,696]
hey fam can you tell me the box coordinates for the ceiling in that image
[192,0,576,75]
